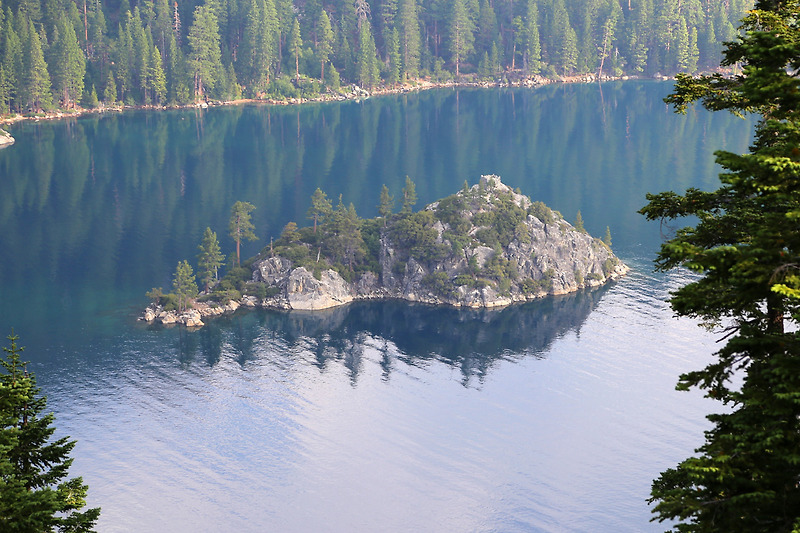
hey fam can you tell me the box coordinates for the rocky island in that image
[143,175,628,327]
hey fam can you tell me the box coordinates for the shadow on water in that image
[167,283,611,386]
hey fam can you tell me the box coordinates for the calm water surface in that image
[0,82,754,531]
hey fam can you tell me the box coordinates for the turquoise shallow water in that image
[0,83,754,531]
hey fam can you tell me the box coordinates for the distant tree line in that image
[0,0,751,113]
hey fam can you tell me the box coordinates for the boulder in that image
[286,268,354,310]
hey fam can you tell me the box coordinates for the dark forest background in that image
[0,0,751,112]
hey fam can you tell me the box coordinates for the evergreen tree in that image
[187,4,222,100]
[378,183,394,224]
[641,1,800,529]
[131,7,150,102]
[522,0,541,75]
[356,21,379,88]
[229,201,257,266]
[475,0,496,62]
[81,82,98,107]
[386,26,401,86]
[324,197,364,270]
[102,68,115,103]
[1,13,21,111]
[172,260,198,312]
[316,8,333,81]
[20,17,52,111]
[448,0,474,78]
[401,175,417,214]
[0,65,8,113]
[288,17,301,80]
[307,187,332,233]
[113,17,132,103]
[549,0,577,75]
[0,332,101,532]
[197,227,224,292]
[49,14,85,108]
[150,44,166,104]
[574,210,585,233]
[675,16,690,73]
[397,0,420,79]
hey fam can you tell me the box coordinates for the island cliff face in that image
[144,175,628,327]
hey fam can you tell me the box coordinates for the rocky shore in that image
[0,72,647,129]
[143,175,628,328]
[0,129,13,147]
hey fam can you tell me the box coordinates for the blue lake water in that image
[0,82,754,531]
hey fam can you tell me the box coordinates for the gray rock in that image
[286,267,354,310]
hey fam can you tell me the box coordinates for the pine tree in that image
[602,226,612,248]
[574,210,585,233]
[522,0,541,75]
[307,187,332,233]
[641,1,800,529]
[288,17,301,80]
[401,175,417,214]
[187,4,222,100]
[229,201,257,266]
[386,27,400,86]
[0,332,101,532]
[102,68,115,103]
[150,44,166,104]
[448,0,474,78]
[356,21,379,88]
[197,227,224,292]
[316,9,333,81]
[397,0,420,79]
[114,17,133,103]
[49,14,85,108]
[172,260,198,312]
[378,183,394,225]
[1,13,21,111]
[20,17,52,111]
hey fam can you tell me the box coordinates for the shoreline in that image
[0,73,657,129]
[141,263,630,329]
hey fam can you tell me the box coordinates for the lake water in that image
[0,82,754,531]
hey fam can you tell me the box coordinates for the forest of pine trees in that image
[0,0,751,114]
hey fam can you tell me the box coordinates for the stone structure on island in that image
[143,175,628,327]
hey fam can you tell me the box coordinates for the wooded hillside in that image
[0,0,751,113]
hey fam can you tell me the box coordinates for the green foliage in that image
[307,188,332,233]
[401,176,417,214]
[602,257,618,275]
[574,210,586,233]
[0,0,749,116]
[378,184,394,223]
[390,209,449,266]
[146,286,164,305]
[229,201,257,266]
[528,201,555,224]
[187,4,222,100]
[197,227,224,292]
[602,226,612,248]
[0,332,101,532]
[172,259,198,312]
[641,2,800,529]
[422,271,454,299]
